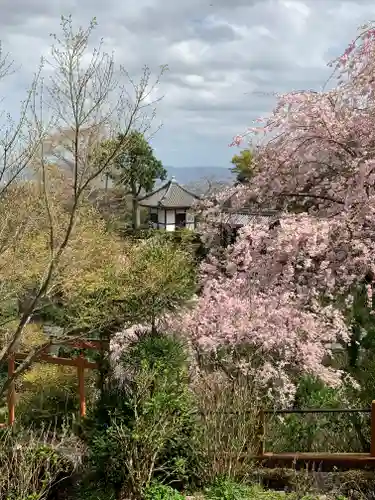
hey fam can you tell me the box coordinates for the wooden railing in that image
[258,402,375,459]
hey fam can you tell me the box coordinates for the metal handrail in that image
[264,408,371,414]
[258,404,375,457]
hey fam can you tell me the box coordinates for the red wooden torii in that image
[3,338,109,427]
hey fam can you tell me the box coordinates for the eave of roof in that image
[138,177,200,208]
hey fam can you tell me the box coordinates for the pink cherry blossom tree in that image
[169,22,375,404]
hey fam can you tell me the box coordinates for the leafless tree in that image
[0,15,166,397]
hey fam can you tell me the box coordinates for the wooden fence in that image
[257,402,375,468]
[4,344,375,469]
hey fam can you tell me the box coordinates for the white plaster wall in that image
[185,210,195,230]
[158,208,166,228]
[166,209,175,231]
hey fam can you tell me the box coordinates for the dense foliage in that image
[230,149,254,184]
[93,129,166,229]
[83,332,198,498]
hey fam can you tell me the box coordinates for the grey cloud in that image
[192,23,239,43]
[174,99,272,113]
[0,0,373,168]
[0,0,56,27]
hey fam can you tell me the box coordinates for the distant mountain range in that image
[165,166,234,185]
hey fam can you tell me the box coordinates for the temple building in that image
[137,177,199,231]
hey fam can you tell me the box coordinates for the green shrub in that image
[267,376,369,453]
[122,227,206,262]
[83,332,199,497]
[204,480,341,500]
[204,480,297,500]
[144,482,185,500]
[73,476,117,500]
[16,361,98,430]
[0,427,76,499]
[205,478,253,500]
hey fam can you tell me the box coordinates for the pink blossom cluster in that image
[168,216,357,403]
[171,23,375,403]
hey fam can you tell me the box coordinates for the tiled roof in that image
[221,211,279,227]
[138,177,200,208]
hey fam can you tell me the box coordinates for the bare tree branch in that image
[0,15,166,397]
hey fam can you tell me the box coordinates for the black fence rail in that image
[258,403,375,457]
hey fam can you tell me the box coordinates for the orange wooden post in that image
[77,352,86,418]
[371,401,375,456]
[7,354,15,426]
[257,409,265,457]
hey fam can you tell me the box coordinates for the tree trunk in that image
[132,197,140,230]
[131,178,141,230]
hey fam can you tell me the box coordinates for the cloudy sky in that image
[0,0,373,168]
